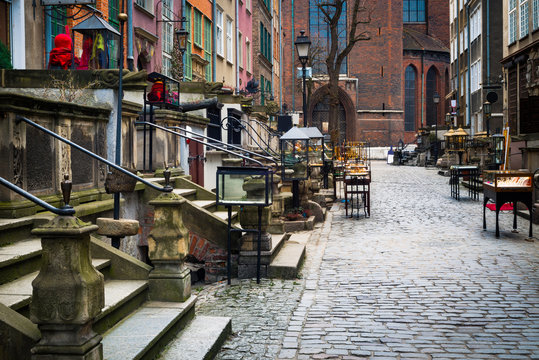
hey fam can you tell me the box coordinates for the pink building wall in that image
[237,1,252,92]
[132,0,183,73]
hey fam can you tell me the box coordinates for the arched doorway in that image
[309,86,355,144]
[311,98,347,143]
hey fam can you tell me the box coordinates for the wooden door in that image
[188,139,204,186]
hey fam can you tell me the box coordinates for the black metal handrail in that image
[221,116,280,159]
[0,176,76,216]
[16,116,173,193]
[135,121,269,167]
[165,124,278,166]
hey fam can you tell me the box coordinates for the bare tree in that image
[314,0,371,142]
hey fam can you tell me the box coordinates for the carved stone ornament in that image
[265,100,280,116]
[12,122,23,187]
[204,82,224,94]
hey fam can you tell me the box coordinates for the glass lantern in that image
[492,134,505,166]
[300,127,324,166]
[452,127,469,152]
[71,14,121,69]
[280,127,310,181]
[216,167,273,206]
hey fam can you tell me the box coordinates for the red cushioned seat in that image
[485,203,514,211]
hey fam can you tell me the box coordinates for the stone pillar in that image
[147,192,191,302]
[30,216,104,360]
[270,173,284,218]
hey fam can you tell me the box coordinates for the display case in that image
[482,170,533,238]
[300,127,324,166]
[280,127,309,181]
[216,167,273,206]
[492,134,505,166]
[145,72,181,110]
[483,170,533,192]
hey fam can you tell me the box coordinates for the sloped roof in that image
[403,28,449,53]
[72,14,121,38]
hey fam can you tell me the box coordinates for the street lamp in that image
[483,100,491,136]
[433,91,440,166]
[175,21,189,81]
[295,30,311,127]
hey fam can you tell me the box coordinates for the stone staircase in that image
[0,202,230,360]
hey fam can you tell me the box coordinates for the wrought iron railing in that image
[220,116,280,160]
[164,124,278,167]
[136,121,275,168]
[16,116,173,193]
[0,176,76,216]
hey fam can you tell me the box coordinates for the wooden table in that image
[344,171,371,218]
[450,165,480,201]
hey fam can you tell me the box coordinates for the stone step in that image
[0,217,36,247]
[238,233,290,278]
[102,296,197,360]
[0,238,42,285]
[0,258,111,311]
[94,279,149,334]
[213,210,238,221]
[159,315,232,360]
[192,199,216,210]
[173,188,197,200]
[268,233,307,279]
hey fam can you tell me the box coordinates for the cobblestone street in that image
[196,161,539,359]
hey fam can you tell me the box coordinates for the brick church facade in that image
[281,0,450,146]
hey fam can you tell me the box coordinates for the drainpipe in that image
[212,0,216,82]
[45,8,52,65]
[421,50,425,127]
[466,4,471,128]
[456,1,460,126]
[291,0,295,111]
[235,0,240,93]
[486,0,490,80]
[279,0,283,111]
[127,0,134,70]
[270,0,274,95]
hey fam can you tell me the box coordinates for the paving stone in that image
[190,162,539,360]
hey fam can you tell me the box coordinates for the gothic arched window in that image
[405,65,417,131]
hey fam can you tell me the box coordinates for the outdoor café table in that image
[344,170,371,218]
[450,165,480,201]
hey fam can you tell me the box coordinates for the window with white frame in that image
[216,9,224,56]
[238,32,243,69]
[162,0,173,77]
[464,25,468,50]
[509,0,517,43]
[470,5,481,42]
[470,60,481,93]
[459,30,463,54]
[534,0,539,30]
[136,0,153,13]
[246,38,251,72]
[520,0,529,38]
[226,17,233,63]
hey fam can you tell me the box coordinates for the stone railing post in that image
[30,216,104,360]
[147,191,191,302]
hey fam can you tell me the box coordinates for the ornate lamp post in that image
[295,30,311,127]
[175,23,189,81]
[483,100,491,136]
[433,91,440,166]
